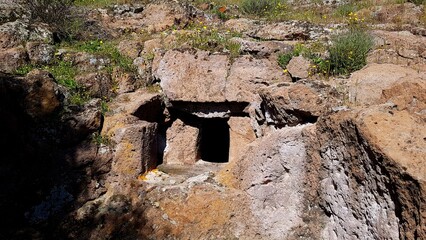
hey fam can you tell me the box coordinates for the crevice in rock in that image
[132,95,165,123]
[168,101,249,118]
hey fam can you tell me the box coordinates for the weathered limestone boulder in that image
[111,68,138,94]
[368,30,426,66]
[226,55,291,102]
[370,3,423,26]
[157,49,290,105]
[252,21,311,40]
[224,19,324,41]
[22,69,62,118]
[109,90,163,118]
[101,111,158,196]
[75,72,114,98]
[219,124,321,239]
[348,63,426,106]
[224,18,257,35]
[286,55,312,80]
[140,2,187,33]
[101,91,163,189]
[228,117,256,163]
[0,46,28,73]
[260,83,327,127]
[0,0,24,24]
[62,99,102,141]
[117,39,142,59]
[28,23,54,44]
[231,37,293,57]
[111,4,144,15]
[313,105,426,240]
[67,52,111,73]
[0,20,29,49]
[380,80,426,113]
[157,50,229,102]
[163,119,200,165]
[26,41,55,65]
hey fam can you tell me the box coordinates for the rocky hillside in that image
[0,0,425,239]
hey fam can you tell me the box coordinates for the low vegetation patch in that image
[278,27,373,77]
[328,28,373,75]
[175,23,241,58]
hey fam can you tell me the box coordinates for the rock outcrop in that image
[2,0,426,239]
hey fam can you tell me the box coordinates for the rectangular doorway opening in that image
[199,118,230,163]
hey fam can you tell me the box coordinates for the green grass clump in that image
[46,60,91,105]
[277,27,372,77]
[47,61,77,88]
[277,43,311,69]
[70,40,135,72]
[75,0,134,7]
[328,29,373,75]
[176,24,241,58]
[408,0,426,5]
[91,132,111,146]
[240,0,285,16]
[15,65,35,75]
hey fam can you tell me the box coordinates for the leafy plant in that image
[71,40,136,72]
[100,99,110,115]
[277,43,310,69]
[334,3,359,18]
[46,60,90,106]
[176,24,241,57]
[328,29,373,75]
[277,53,293,69]
[47,60,77,89]
[240,0,284,16]
[92,132,111,146]
[408,0,426,5]
[15,64,35,75]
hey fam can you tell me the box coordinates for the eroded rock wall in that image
[313,108,425,240]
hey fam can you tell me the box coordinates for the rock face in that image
[163,119,200,165]
[228,125,316,239]
[286,56,311,80]
[260,83,328,127]
[368,30,426,67]
[22,69,62,118]
[0,46,28,73]
[26,41,55,65]
[226,55,290,102]
[314,106,425,240]
[157,49,289,104]
[348,63,425,106]
[157,50,229,102]
[3,0,426,239]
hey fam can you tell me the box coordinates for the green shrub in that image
[47,60,90,106]
[408,0,426,5]
[328,29,373,75]
[277,43,310,69]
[334,3,359,18]
[47,60,77,88]
[91,132,111,146]
[23,0,76,37]
[240,0,283,16]
[176,24,241,57]
[15,64,35,75]
[72,40,136,72]
[277,53,293,69]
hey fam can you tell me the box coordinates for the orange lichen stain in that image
[138,168,160,181]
